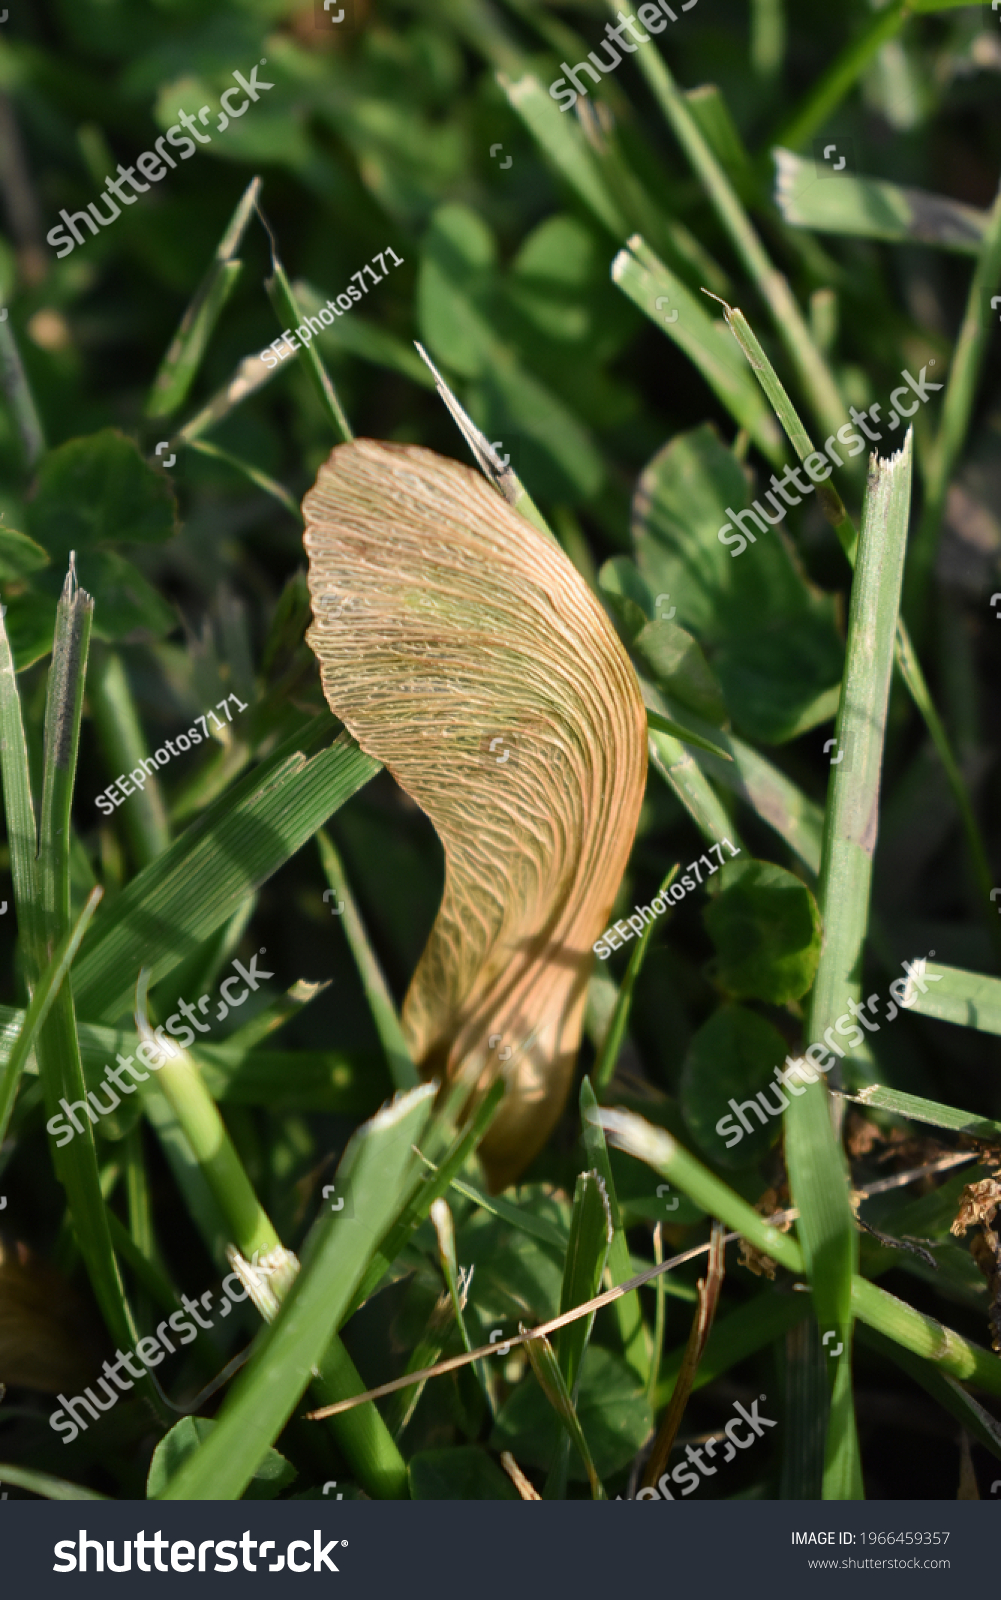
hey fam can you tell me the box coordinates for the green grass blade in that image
[720,298,998,953]
[498,73,627,237]
[156,1085,436,1500]
[257,202,353,445]
[134,970,279,1263]
[592,1107,804,1275]
[186,437,301,517]
[614,16,847,443]
[554,1169,613,1400]
[773,150,987,255]
[771,2,906,152]
[894,959,1001,1034]
[645,708,733,760]
[523,1331,606,1500]
[31,569,151,1382]
[0,885,102,1145]
[348,1080,506,1316]
[88,648,170,867]
[0,1463,108,1501]
[790,435,913,1495]
[778,1318,829,1500]
[648,728,742,851]
[580,1077,648,1381]
[840,1082,1001,1141]
[852,1276,1001,1395]
[176,348,283,447]
[422,1167,566,1251]
[804,430,913,1085]
[593,865,678,1097]
[611,239,784,467]
[0,604,42,974]
[72,720,380,1023]
[317,828,419,1090]
[146,176,260,418]
[666,709,823,875]
[906,178,1001,640]
[0,313,45,466]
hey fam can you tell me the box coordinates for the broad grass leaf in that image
[26,429,177,557]
[632,425,843,744]
[490,1345,651,1482]
[0,527,49,579]
[417,203,497,378]
[703,858,822,1002]
[408,1446,519,1500]
[147,1417,296,1500]
[679,1004,790,1168]
[302,440,646,1188]
[632,617,727,726]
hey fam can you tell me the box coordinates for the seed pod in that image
[303,440,646,1188]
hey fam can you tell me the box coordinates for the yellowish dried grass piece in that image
[302,439,646,1188]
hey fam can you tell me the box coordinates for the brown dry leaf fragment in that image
[846,1110,884,1160]
[969,1230,1001,1353]
[738,1186,791,1278]
[303,440,647,1189]
[950,1178,1001,1237]
[737,1239,777,1279]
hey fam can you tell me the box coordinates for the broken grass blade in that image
[838,1082,1001,1142]
[772,149,986,255]
[429,1198,490,1410]
[0,886,102,1146]
[146,176,261,418]
[806,435,913,1076]
[346,1079,507,1317]
[791,439,913,1495]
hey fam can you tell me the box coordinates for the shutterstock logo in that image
[52,1529,347,1574]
